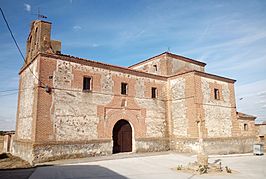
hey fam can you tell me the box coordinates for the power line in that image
[0,91,18,97]
[0,87,39,97]
[0,8,25,63]
[0,87,34,93]
[0,89,18,93]
[0,7,46,87]
[50,86,167,102]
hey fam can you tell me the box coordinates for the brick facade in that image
[13,20,258,164]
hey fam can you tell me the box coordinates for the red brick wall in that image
[34,57,56,142]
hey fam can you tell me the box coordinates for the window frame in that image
[214,88,220,100]
[153,64,158,72]
[244,124,248,131]
[83,76,92,91]
[121,82,128,95]
[151,87,157,99]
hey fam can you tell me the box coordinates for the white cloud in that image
[24,3,31,12]
[236,79,266,123]
[262,104,266,109]
[236,80,266,97]
[0,119,15,131]
[64,41,100,48]
[120,30,146,41]
[91,43,99,47]
[257,91,266,97]
[215,56,266,72]
[73,25,82,31]
[184,31,266,55]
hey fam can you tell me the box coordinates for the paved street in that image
[30,153,265,179]
[1,152,266,179]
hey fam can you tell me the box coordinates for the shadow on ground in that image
[1,165,127,179]
[30,165,127,179]
[0,167,36,179]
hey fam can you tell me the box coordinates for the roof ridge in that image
[237,111,257,118]
[128,51,206,68]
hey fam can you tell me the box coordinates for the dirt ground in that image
[0,153,31,169]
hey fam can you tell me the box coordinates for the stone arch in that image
[97,109,146,139]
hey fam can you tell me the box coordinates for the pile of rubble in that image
[176,154,234,175]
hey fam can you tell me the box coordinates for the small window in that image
[153,65,157,71]
[34,28,38,46]
[214,88,220,100]
[83,77,92,91]
[151,87,157,98]
[121,83,128,95]
[259,136,264,142]
[28,36,32,52]
[244,124,248,131]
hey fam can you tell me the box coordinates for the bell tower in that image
[25,20,61,64]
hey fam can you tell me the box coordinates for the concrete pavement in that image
[28,153,266,179]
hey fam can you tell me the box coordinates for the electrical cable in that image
[0,87,36,97]
[0,91,18,97]
[0,89,18,93]
[0,87,35,93]
[0,7,46,87]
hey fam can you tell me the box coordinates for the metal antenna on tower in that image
[32,8,47,19]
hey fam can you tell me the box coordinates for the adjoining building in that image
[0,131,15,154]
[12,20,258,164]
[256,121,266,152]
[236,112,257,136]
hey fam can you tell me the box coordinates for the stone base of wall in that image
[32,138,170,164]
[14,137,170,164]
[32,139,112,164]
[12,140,34,164]
[170,136,257,154]
[135,137,170,153]
[12,136,258,165]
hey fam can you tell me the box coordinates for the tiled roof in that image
[20,52,234,84]
[237,112,256,120]
[128,51,206,68]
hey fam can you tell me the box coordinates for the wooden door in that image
[113,120,132,153]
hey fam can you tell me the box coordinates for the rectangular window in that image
[151,87,157,98]
[153,65,157,71]
[259,136,264,142]
[244,124,248,131]
[214,88,220,100]
[83,77,91,91]
[121,83,128,95]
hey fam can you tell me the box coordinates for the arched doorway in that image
[112,119,132,153]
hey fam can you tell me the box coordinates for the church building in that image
[13,20,257,164]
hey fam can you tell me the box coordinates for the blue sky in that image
[0,0,266,130]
